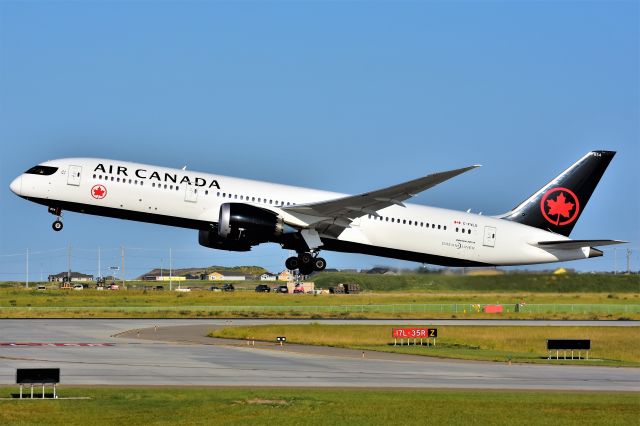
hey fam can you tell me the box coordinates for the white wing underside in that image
[283,165,480,238]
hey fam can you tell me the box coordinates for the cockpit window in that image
[25,165,58,176]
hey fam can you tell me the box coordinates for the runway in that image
[0,319,638,391]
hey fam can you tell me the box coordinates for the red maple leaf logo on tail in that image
[546,192,574,225]
[540,187,580,226]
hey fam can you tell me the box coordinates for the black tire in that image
[298,264,314,276]
[52,220,63,232]
[285,256,299,271]
[313,257,327,271]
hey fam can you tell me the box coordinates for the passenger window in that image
[438,225,441,230]
[403,220,406,224]
[468,229,471,234]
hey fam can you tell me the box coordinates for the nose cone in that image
[9,176,22,195]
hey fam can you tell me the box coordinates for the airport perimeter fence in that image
[1,303,639,315]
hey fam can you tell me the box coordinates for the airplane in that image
[9,150,624,275]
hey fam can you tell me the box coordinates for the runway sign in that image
[392,328,437,338]
[17,368,60,384]
[547,339,590,350]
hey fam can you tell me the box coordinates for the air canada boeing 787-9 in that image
[10,151,624,274]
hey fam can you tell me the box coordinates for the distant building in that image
[156,276,186,281]
[260,273,277,281]
[206,271,246,281]
[48,272,94,282]
[184,273,200,280]
[278,270,294,281]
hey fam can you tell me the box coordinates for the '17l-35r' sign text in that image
[392,328,437,338]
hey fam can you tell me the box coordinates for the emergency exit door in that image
[67,165,82,186]
[483,226,496,247]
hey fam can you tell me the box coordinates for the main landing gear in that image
[285,252,327,276]
[48,206,63,232]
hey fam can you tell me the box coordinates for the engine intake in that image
[217,203,283,244]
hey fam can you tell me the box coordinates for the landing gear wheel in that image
[313,257,327,271]
[298,263,314,276]
[299,253,313,265]
[285,256,299,271]
[52,220,63,232]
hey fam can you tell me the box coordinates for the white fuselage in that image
[10,158,591,266]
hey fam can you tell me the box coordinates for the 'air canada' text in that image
[94,164,221,189]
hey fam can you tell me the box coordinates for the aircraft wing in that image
[531,240,627,250]
[283,165,480,237]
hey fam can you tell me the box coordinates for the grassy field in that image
[210,324,640,366]
[0,273,637,319]
[0,387,638,425]
[312,272,640,293]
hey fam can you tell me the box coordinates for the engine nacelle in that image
[217,203,283,244]
[198,230,252,252]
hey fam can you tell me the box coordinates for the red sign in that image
[392,328,437,338]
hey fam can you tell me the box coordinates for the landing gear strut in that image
[285,252,326,276]
[48,207,63,232]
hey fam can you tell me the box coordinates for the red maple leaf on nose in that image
[93,186,105,197]
[546,192,574,225]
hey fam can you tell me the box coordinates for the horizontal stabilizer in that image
[531,240,626,250]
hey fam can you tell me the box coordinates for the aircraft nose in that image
[9,176,22,195]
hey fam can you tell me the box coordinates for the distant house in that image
[260,273,277,281]
[278,270,294,281]
[48,272,94,282]
[206,271,246,281]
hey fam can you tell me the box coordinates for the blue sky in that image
[0,1,638,280]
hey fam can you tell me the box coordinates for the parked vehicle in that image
[275,285,288,294]
[255,284,271,293]
[293,284,305,294]
[154,285,164,290]
[209,286,221,292]
[36,285,46,291]
[72,284,83,290]
[222,283,235,292]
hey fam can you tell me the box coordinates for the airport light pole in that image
[25,248,29,288]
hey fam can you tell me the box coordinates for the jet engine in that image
[217,203,284,245]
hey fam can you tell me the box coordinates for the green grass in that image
[210,325,640,366]
[312,272,640,293]
[0,387,638,425]
[1,273,637,319]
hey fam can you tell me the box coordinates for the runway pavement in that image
[0,319,638,391]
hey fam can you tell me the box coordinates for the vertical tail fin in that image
[500,150,615,237]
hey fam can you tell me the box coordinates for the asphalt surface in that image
[0,319,638,391]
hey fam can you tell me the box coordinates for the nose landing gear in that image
[285,252,327,276]
[48,207,64,232]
